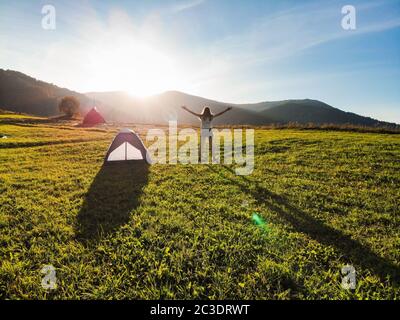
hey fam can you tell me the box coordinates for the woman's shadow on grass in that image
[208,165,400,284]
[76,161,149,242]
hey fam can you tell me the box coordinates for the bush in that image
[58,96,80,118]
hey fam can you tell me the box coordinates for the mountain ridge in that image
[0,68,397,127]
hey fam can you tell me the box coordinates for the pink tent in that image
[104,128,152,164]
[82,107,105,126]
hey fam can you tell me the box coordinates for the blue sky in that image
[0,0,399,122]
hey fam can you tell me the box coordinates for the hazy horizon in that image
[1,0,399,123]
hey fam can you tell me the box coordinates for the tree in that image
[58,96,80,118]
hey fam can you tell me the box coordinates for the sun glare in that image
[86,36,178,97]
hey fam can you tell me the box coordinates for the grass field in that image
[0,116,399,299]
[0,113,46,121]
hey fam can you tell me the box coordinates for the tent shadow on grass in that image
[208,165,400,284]
[76,161,149,242]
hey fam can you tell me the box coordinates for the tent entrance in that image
[107,142,144,161]
[104,128,152,164]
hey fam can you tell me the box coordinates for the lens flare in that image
[252,213,269,232]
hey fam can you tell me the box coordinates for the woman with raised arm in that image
[181,105,232,162]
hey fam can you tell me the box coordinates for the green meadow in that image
[0,116,399,299]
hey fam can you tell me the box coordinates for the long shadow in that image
[76,161,149,242]
[208,165,400,284]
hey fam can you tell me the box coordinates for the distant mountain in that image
[86,90,269,125]
[87,90,396,127]
[0,69,397,127]
[258,99,384,126]
[0,69,92,116]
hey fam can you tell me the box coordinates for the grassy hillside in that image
[261,100,384,126]
[0,117,399,299]
[2,69,397,127]
[0,69,92,116]
[88,90,398,127]
[86,90,269,125]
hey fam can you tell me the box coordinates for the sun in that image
[86,38,178,97]
[119,45,176,97]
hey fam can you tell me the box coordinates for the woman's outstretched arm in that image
[181,106,202,117]
[213,107,233,118]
